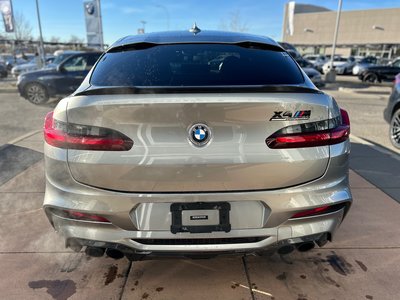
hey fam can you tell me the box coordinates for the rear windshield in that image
[90,44,304,86]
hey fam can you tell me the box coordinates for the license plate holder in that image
[170,202,231,234]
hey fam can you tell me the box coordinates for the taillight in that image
[266,109,350,149]
[50,208,110,223]
[44,111,133,151]
[291,202,348,219]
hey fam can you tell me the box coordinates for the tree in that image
[13,12,33,41]
[68,35,84,44]
[219,10,249,33]
[49,36,61,44]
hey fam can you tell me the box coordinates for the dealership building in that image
[282,2,400,59]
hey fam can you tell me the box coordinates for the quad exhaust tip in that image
[277,241,316,255]
[85,246,105,257]
[105,248,125,260]
[296,242,315,252]
[84,247,125,259]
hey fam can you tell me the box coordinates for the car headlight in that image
[17,75,24,84]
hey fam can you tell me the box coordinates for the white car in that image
[322,56,348,74]
[11,56,54,77]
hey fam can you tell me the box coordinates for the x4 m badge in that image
[270,110,311,121]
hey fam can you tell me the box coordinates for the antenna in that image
[189,23,201,34]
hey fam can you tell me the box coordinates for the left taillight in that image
[266,109,350,149]
[44,111,133,151]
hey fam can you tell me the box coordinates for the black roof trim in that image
[75,85,322,96]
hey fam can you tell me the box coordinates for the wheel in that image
[389,108,400,149]
[24,82,49,104]
[364,73,379,83]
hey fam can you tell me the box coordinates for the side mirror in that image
[57,64,66,72]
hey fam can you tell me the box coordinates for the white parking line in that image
[5,130,41,145]
[351,134,400,161]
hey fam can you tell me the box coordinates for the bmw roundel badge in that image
[188,123,211,147]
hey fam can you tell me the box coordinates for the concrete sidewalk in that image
[0,133,399,299]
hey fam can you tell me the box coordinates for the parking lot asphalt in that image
[1,131,399,300]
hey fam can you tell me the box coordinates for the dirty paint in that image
[104,265,118,286]
[156,287,164,292]
[142,292,149,299]
[365,295,373,299]
[300,274,307,279]
[355,260,368,272]
[28,279,76,300]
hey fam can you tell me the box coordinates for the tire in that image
[24,82,49,104]
[389,108,400,149]
[364,73,379,83]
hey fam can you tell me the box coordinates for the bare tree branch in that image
[219,10,249,33]
[12,12,33,41]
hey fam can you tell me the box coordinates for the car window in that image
[91,44,304,86]
[393,60,400,68]
[63,56,88,72]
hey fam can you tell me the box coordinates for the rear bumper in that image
[47,208,346,254]
[43,141,352,254]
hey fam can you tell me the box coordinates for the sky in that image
[8,0,400,45]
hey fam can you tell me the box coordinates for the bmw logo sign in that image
[188,123,211,147]
[86,2,95,15]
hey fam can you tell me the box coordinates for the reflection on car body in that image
[42,29,352,261]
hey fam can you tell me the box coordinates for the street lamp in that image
[140,20,147,33]
[35,0,45,67]
[325,0,343,83]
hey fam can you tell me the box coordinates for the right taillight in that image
[266,109,350,149]
[44,111,133,151]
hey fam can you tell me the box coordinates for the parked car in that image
[304,54,328,73]
[352,56,378,75]
[384,73,400,148]
[17,52,101,104]
[359,58,400,83]
[0,62,8,78]
[11,55,55,77]
[45,50,83,69]
[335,56,363,75]
[42,30,352,261]
[294,56,325,87]
[322,56,348,74]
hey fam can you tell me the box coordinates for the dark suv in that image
[384,73,400,148]
[359,58,400,83]
[17,52,102,104]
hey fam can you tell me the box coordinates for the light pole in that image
[96,0,104,50]
[140,20,147,33]
[35,0,45,67]
[325,0,343,83]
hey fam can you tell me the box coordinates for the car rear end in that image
[43,31,351,260]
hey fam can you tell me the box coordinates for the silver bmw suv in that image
[43,30,352,260]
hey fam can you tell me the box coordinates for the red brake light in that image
[291,202,348,219]
[266,109,350,149]
[291,205,330,218]
[44,111,133,151]
[66,210,110,223]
